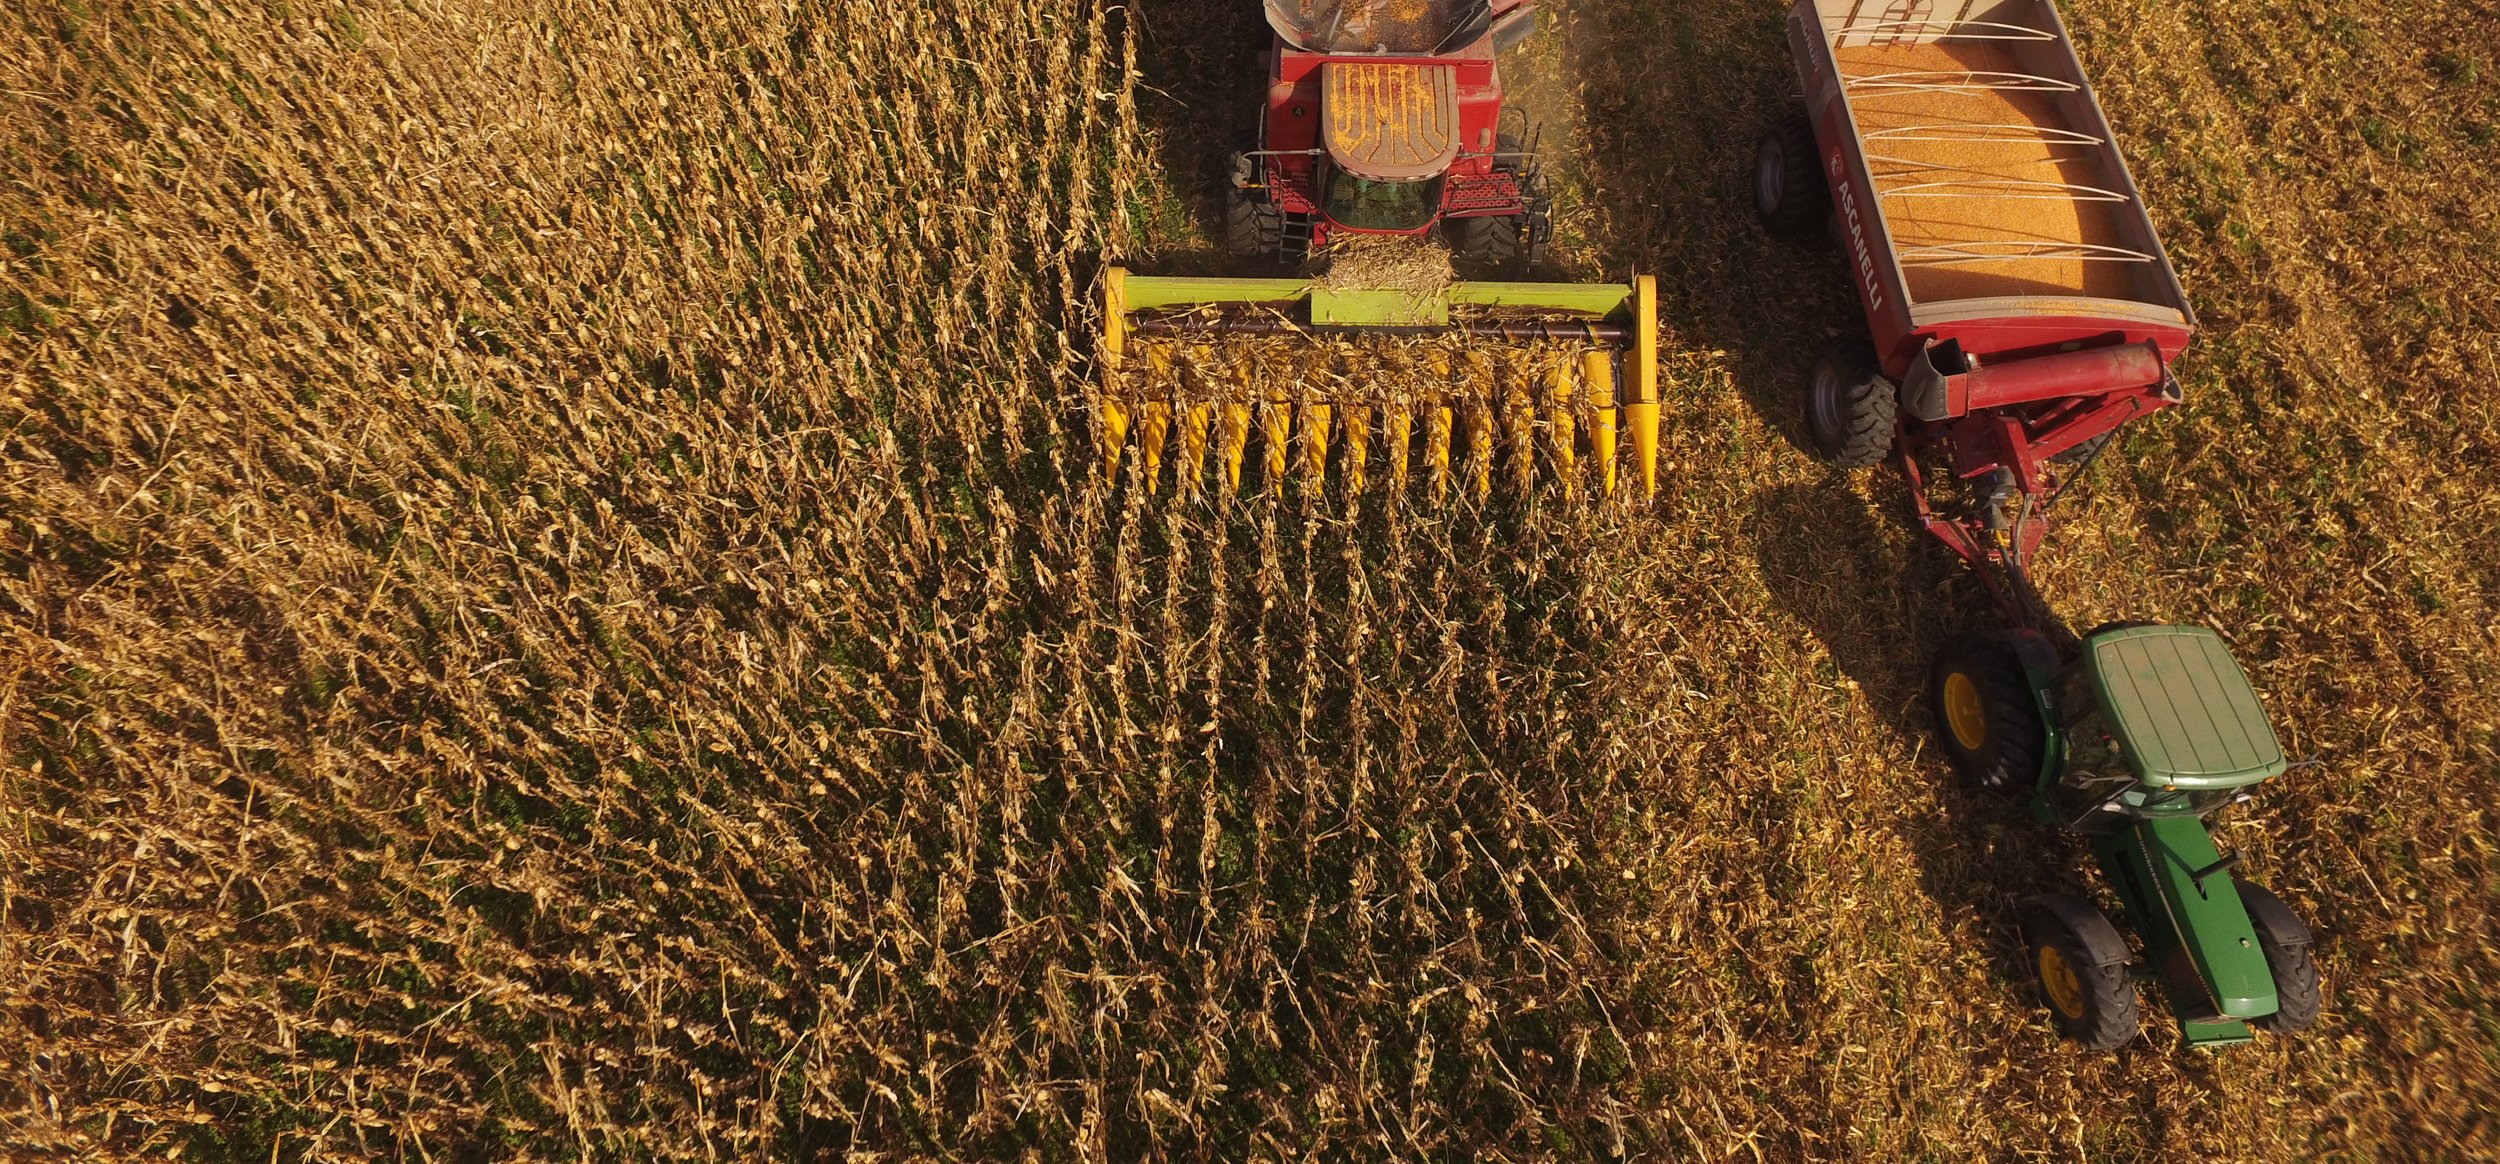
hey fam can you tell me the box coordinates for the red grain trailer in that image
[1754,0,2194,620]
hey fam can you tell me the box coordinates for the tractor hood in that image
[1265,0,1500,55]
[1320,62,1461,181]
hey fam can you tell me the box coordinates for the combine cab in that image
[1100,1,1661,502]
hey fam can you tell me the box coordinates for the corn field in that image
[3,1,2496,1161]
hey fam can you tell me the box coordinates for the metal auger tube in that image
[1132,315,1634,345]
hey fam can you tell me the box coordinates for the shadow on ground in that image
[1129,0,1269,272]
[1556,0,1863,462]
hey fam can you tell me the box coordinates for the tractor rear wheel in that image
[2021,897,2142,1050]
[1929,633,2045,795]
[1806,338,1896,469]
[2239,881,2323,1033]
[1754,112,1829,239]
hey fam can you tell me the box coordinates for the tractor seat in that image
[2084,625,2287,790]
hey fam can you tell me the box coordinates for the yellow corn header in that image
[1099,268,1660,501]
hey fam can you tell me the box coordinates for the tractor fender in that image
[2235,882,2315,948]
[2019,893,2132,968]
[2002,627,2067,794]
[2002,627,2065,694]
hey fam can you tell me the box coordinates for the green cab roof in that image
[2085,625,2287,790]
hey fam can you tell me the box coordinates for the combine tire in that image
[1447,214,1522,275]
[1806,338,1896,469]
[2239,881,2323,1034]
[2020,896,2142,1050]
[1755,113,1830,239]
[1224,185,1287,262]
[1224,133,1302,266]
[1929,633,2045,795]
[1450,133,1546,277]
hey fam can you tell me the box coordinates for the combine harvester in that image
[1754,0,2323,1050]
[1100,0,1659,501]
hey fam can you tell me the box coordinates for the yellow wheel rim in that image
[2037,945,2088,1020]
[1942,671,1989,752]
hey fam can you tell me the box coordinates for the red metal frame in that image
[1792,10,2195,627]
[1892,363,2180,623]
[1253,35,1528,250]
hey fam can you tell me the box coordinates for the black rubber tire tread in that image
[1929,633,2047,795]
[2240,881,2323,1034]
[2022,903,2142,1051]
[1224,132,1297,265]
[1447,214,1522,274]
[1755,113,1830,238]
[1806,337,1897,469]
[1223,185,1284,261]
[1450,132,1542,277]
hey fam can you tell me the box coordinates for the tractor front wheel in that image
[2239,881,2323,1033]
[1754,112,1830,239]
[2021,897,2142,1050]
[1806,338,1896,469]
[1929,634,2045,795]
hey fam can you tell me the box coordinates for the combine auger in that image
[1758,0,2323,1050]
[1101,270,1657,500]
[1099,0,1660,502]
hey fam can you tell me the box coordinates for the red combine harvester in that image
[1097,0,1666,502]
[1228,0,1549,273]
[1754,0,2193,622]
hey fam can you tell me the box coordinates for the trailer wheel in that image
[1929,633,2045,795]
[1754,113,1830,239]
[2020,897,2141,1050]
[2239,881,2323,1034]
[1806,338,1896,469]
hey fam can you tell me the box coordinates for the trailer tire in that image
[2020,896,2142,1050]
[1806,338,1896,469]
[2239,881,2323,1034]
[1755,113,1830,239]
[1930,633,2046,796]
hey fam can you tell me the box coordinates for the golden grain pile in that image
[3,1,2496,1161]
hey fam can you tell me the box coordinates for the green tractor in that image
[1933,623,2322,1049]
